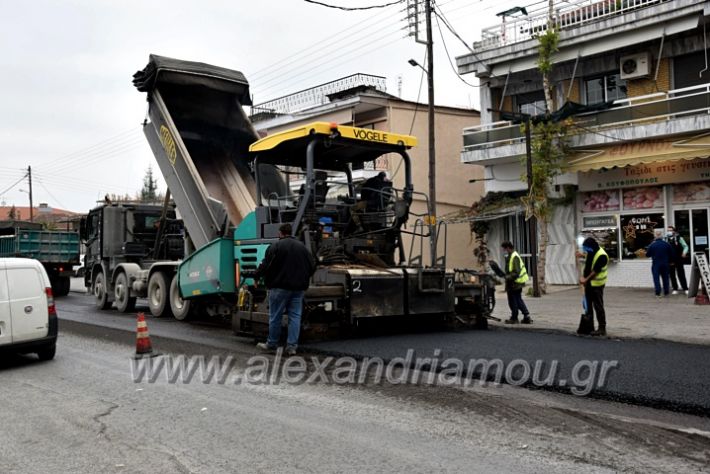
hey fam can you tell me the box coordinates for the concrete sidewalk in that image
[492,285,710,346]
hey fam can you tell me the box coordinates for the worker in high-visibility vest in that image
[501,241,532,324]
[579,237,609,336]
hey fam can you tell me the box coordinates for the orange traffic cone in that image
[134,312,157,358]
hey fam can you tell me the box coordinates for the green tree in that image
[7,205,17,220]
[521,2,569,294]
[140,166,158,202]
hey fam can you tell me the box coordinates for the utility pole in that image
[407,0,438,266]
[524,120,540,297]
[425,0,437,265]
[27,165,34,222]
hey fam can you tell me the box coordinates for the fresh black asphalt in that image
[58,293,710,415]
[308,328,710,415]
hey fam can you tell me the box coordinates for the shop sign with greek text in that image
[582,215,617,228]
[579,157,710,191]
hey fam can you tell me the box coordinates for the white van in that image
[0,258,58,360]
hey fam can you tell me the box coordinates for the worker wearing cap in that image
[501,241,532,324]
[579,236,609,336]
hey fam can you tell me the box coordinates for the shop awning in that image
[564,134,710,173]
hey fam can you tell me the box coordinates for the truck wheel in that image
[93,271,111,310]
[114,272,136,313]
[169,274,191,321]
[37,343,56,361]
[148,271,172,318]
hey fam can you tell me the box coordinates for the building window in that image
[620,213,665,259]
[515,90,546,116]
[621,186,663,210]
[581,190,620,213]
[585,73,627,104]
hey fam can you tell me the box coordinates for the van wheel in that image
[37,343,56,361]
[93,271,111,310]
[148,271,172,318]
[114,272,136,313]
[170,274,191,321]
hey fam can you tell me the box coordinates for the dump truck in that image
[0,221,80,296]
[131,55,494,335]
[81,201,185,314]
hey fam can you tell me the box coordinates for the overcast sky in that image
[0,0,528,213]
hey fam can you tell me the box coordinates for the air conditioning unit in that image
[620,52,651,80]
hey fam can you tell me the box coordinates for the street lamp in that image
[408,59,423,69]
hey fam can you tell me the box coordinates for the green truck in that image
[0,221,80,296]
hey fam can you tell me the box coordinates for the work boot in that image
[591,327,607,337]
[256,342,277,352]
[504,318,519,324]
[521,316,533,324]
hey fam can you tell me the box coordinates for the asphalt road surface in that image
[58,293,710,414]
[309,328,710,414]
[3,325,710,473]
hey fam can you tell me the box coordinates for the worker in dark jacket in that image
[255,223,316,355]
[579,237,609,336]
[666,226,689,294]
[646,229,673,298]
[501,241,532,324]
[360,171,391,211]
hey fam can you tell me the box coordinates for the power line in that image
[250,0,522,102]
[40,127,140,172]
[0,173,28,197]
[434,11,480,88]
[248,3,404,84]
[255,33,409,101]
[251,9,408,94]
[40,139,143,177]
[33,173,136,195]
[35,177,69,210]
[303,0,404,11]
[42,132,144,174]
[392,50,427,181]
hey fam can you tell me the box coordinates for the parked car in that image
[0,258,58,360]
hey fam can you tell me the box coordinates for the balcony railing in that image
[463,83,710,153]
[476,0,669,50]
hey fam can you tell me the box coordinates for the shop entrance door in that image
[673,209,709,264]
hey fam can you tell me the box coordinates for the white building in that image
[458,0,710,287]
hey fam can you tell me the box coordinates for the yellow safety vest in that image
[590,248,609,287]
[508,251,529,285]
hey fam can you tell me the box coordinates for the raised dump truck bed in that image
[133,55,286,249]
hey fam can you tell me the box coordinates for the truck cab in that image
[81,202,184,315]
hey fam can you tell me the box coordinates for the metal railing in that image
[463,83,710,155]
[477,0,669,50]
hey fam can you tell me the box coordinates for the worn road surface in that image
[2,324,710,473]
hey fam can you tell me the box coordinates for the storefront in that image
[575,156,710,287]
